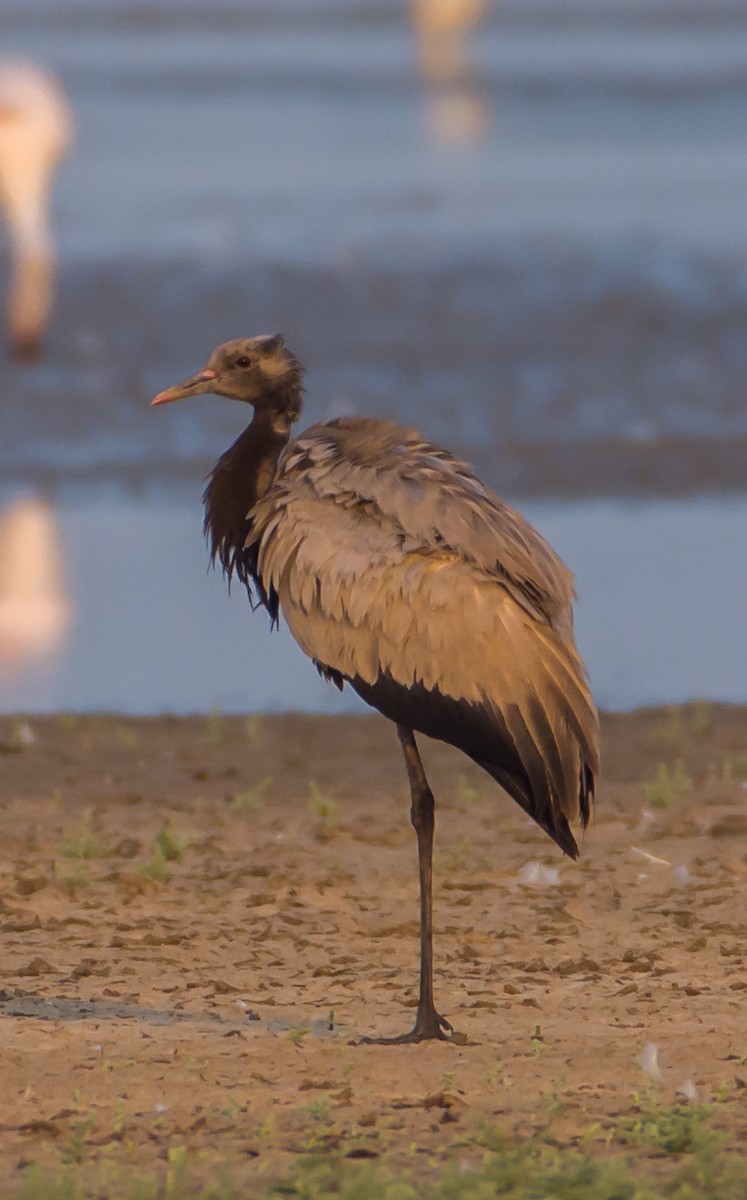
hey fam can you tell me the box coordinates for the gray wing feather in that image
[278,418,575,628]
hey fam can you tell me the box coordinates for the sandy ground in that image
[0,705,746,1191]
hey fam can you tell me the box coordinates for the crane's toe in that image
[360,1006,456,1045]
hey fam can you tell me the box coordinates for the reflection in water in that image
[411,0,489,144]
[0,60,72,360]
[0,496,71,676]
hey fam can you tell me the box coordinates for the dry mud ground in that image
[0,705,746,1194]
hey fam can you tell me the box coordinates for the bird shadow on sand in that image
[0,987,338,1036]
[0,989,476,1045]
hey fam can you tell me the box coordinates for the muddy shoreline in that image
[0,706,746,1191]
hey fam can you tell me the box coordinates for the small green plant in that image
[103,1058,137,1073]
[139,827,188,880]
[289,1026,310,1046]
[540,1074,568,1116]
[9,1124,747,1200]
[303,1094,332,1122]
[219,1096,245,1120]
[166,1145,188,1196]
[531,1024,545,1056]
[230,776,272,813]
[650,702,712,748]
[62,807,102,860]
[689,700,713,738]
[255,1112,275,1140]
[111,1100,127,1136]
[724,752,747,780]
[55,860,91,892]
[614,1099,715,1154]
[643,759,693,808]
[139,848,170,884]
[455,775,484,807]
[60,1113,96,1166]
[437,834,473,872]
[244,715,265,746]
[650,706,684,748]
[201,707,224,748]
[486,1061,510,1087]
[155,825,188,862]
[309,782,338,841]
[115,724,139,749]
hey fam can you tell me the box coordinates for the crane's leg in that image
[363,725,454,1043]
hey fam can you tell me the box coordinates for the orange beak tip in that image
[149,369,216,408]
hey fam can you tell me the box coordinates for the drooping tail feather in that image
[472,754,591,859]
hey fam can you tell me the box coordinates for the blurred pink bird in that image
[0,60,72,360]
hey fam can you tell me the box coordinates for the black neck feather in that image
[202,404,294,611]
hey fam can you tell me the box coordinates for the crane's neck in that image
[202,403,296,587]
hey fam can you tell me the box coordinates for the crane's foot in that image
[360,1007,456,1045]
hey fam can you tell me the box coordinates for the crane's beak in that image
[150,368,217,406]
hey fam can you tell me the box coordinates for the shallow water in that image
[1,492,744,714]
[1,0,745,494]
[2,0,745,261]
[2,251,746,502]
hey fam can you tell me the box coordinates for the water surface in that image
[1,493,744,714]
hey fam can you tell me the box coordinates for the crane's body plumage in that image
[247,417,597,857]
[152,334,600,1042]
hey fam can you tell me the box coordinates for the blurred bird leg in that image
[424,91,487,145]
[0,496,71,674]
[5,210,54,361]
[0,61,72,359]
[410,0,488,144]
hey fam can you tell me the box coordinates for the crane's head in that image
[150,335,304,415]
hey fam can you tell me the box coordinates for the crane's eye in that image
[235,356,252,369]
